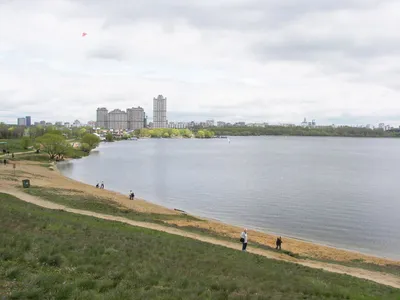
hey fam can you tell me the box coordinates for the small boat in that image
[129,137,138,141]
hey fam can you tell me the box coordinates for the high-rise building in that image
[127,107,145,130]
[17,118,26,126]
[153,95,167,128]
[96,107,109,129]
[108,109,127,130]
[25,116,31,127]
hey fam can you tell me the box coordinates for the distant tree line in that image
[132,128,215,139]
[200,126,400,138]
[0,123,95,140]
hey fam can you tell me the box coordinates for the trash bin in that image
[22,179,30,188]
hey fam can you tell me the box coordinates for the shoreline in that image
[1,158,399,267]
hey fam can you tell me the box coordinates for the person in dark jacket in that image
[276,236,282,250]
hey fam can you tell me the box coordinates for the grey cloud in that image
[86,46,126,61]
[252,37,400,63]
[68,0,388,31]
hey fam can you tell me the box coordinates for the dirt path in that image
[2,188,400,289]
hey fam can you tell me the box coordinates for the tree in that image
[20,137,31,149]
[204,130,215,138]
[163,132,170,138]
[81,133,101,151]
[36,133,70,160]
[105,132,114,142]
[182,129,193,138]
[171,129,180,137]
[80,143,91,153]
[196,130,205,138]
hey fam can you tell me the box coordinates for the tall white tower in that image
[153,95,167,128]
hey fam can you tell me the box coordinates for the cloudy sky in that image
[1,0,400,126]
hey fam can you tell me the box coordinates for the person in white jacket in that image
[240,229,248,251]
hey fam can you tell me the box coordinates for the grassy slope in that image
[1,193,400,300]
[21,187,400,272]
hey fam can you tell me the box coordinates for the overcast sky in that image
[1,0,400,125]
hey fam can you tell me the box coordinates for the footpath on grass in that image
[1,187,400,289]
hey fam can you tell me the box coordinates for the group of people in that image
[94,182,136,200]
[240,229,283,252]
[95,182,105,189]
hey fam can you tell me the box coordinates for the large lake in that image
[58,136,400,260]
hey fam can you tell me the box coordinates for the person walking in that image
[240,229,248,251]
[129,190,135,200]
[100,182,104,189]
[276,236,282,250]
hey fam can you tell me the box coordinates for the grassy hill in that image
[1,193,399,299]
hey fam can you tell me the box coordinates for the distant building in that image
[64,122,71,128]
[55,121,63,126]
[46,122,53,126]
[96,107,109,129]
[168,122,188,129]
[25,116,31,127]
[127,107,145,130]
[153,95,167,128]
[301,118,308,127]
[17,117,26,126]
[108,109,127,130]
[40,120,46,125]
[217,121,226,127]
[34,122,39,126]
[379,123,385,129]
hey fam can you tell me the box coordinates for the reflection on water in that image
[58,137,400,260]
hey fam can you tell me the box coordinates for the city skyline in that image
[2,1,400,126]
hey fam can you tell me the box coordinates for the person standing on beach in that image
[129,190,135,200]
[100,182,104,189]
[96,183,99,188]
[276,236,282,250]
[240,229,248,251]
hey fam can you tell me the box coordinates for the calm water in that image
[58,136,400,260]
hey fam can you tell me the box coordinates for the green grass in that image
[10,153,50,162]
[0,139,32,154]
[311,258,400,278]
[22,186,202,224]
[1,193,399,299]
[20,187,301,260]
[19,187,400,279]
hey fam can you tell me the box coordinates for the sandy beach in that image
[1,159,399,268]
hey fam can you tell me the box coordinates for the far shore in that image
[1,156,399,268]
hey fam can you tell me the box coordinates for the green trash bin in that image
[22,179,30,188]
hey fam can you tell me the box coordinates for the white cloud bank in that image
[1,0,400,125]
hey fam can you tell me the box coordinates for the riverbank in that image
[1,159,399,270]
